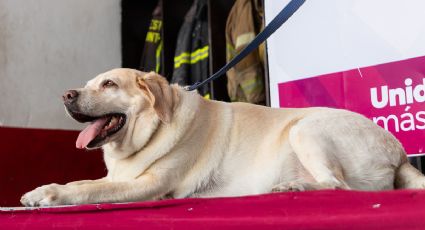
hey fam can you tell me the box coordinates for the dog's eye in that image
[102,80,117,88]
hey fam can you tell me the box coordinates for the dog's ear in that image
[136,72,173,123]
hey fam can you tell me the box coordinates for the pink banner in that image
[278,55,425,155]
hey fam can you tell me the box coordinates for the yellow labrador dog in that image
[21,68,425,206]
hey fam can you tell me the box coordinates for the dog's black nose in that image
[63,90,79,103]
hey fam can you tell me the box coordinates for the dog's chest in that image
[104,156,148,181]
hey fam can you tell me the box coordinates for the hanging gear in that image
[171,0,210,98]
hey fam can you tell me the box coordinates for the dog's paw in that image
[271,182,309,192]
[20,183,67,207]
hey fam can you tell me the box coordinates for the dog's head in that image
[63,68,174,152]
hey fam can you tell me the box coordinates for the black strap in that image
[185,0,306,91]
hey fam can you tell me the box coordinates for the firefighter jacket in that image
[226,0,265,104]
[140,1,163,74]
[171,0,210,98]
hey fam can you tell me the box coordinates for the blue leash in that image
[185,0,306,91]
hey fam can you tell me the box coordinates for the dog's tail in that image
[395,162,425,189]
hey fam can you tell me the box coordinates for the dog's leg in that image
[21,174,171,207]
[284,124,351,190]
[65,178,108,186]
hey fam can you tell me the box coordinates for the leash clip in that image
[184,82,201,91]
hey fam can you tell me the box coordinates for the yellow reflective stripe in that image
[174,49,208,66]
[226,43,236,60]
[240,76,264,94]
[155,40,163,73]
[174,52,208,68]
[174,59,188,68]
[174,45,209,63]
[174,46,209,68]
[235,32,255,49]
[174,52,190,63]
[190,51,208,63]
[192,45,209,56]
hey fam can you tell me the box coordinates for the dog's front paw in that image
[20,183,67,207]
[272,182,308,192]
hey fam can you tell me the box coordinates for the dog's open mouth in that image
[73,113,126,149]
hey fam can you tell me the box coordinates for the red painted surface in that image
[0,127,106,207]
[2,189,425,229]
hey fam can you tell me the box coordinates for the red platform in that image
[2,190,425,229]
[1,127,425,229]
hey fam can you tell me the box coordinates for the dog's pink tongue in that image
[76,117,108,149]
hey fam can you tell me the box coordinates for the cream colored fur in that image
[21,69,425,207]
